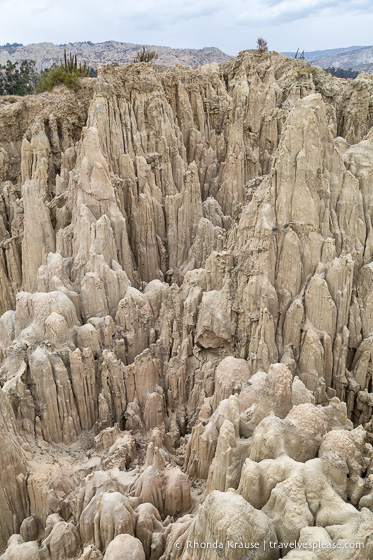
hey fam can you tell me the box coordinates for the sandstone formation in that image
[0,50,373,559]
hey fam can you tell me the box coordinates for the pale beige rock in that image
[80,490,134,552]
[195,289,236,348]
[211,356,251,411]
[19,517,39,544]
[164,468,192,517]
[184,399,229,479]
[103,534,145,560]
[207,396,250,493]
[249,403,326,462]
[180,490,278,559]
[79,545,103,560]
[0,536,40,560]
[1,50,373,560]
[132,442,191,517]
[42,520,81,560]
[0,391,29,551]
[239,363,293,437]
[134,503,163,558]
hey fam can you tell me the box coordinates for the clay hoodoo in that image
[0,51,372,559]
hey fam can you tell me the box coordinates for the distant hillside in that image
[0,41,231,70]
[282,46,364,61]
[309,46,373,73]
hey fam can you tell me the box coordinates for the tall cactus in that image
[133,47,159,63]
[60,49,90,77]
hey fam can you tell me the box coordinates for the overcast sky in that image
[1,0,372,55]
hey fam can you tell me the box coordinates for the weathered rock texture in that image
[0,50,373,559]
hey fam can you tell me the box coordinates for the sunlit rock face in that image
[0,51,373,559]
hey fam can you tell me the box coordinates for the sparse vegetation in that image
[0,60,37,95]
[293,61,317,80]
[325,67,359,79]
[37,49,92,92]
[256,38,268,53]
[37,65,82,92]
[133,46,159,63]
[0,50,96,97]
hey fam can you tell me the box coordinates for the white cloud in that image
[0,0,373,56]
[237,0,373,25]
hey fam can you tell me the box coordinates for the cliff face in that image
[0,52,373,559]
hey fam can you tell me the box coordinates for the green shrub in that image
[325,66,358,79]
[293,62,317,80]
[38,65,81,91]
[0,60,37,96]
[37,49,91,92]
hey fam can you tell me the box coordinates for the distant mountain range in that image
[283,46,373,73]
[1,41,373,74]
[0,41,231,70]
[282,46,363,61]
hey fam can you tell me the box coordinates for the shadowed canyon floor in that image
[0,51,372,559]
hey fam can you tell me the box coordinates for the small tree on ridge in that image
[257,38,268,52]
